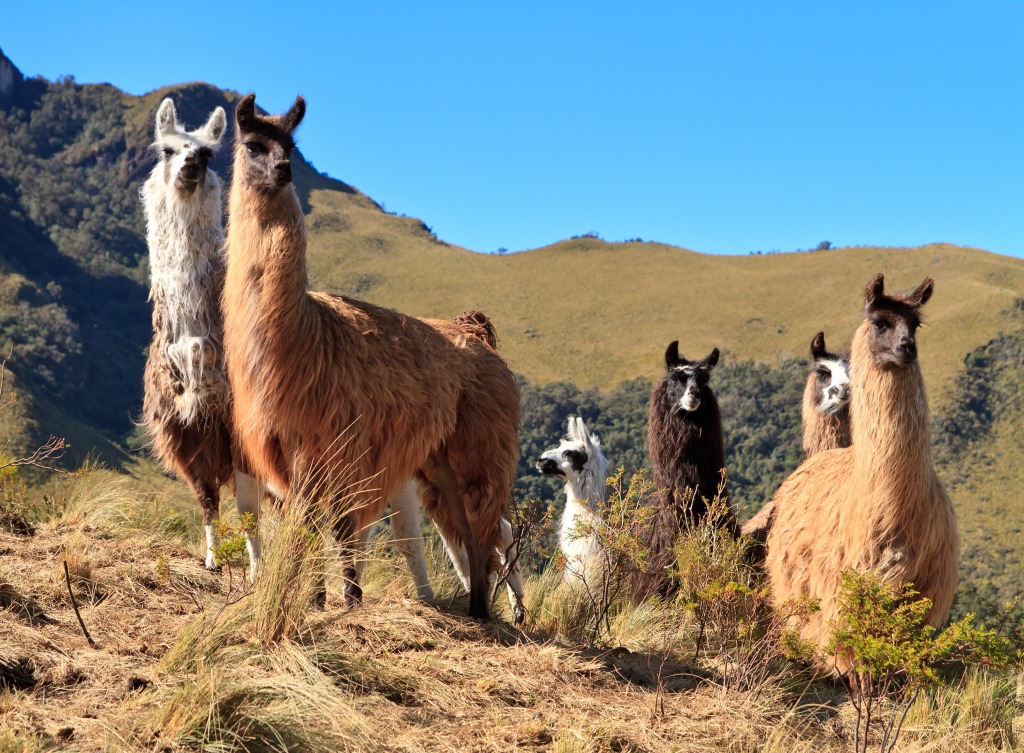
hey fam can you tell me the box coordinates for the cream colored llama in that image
[140,98,261,578]
[765,275,958,673]
[536,416,611,583]
[222,94,521,620]
[742,331,851,549]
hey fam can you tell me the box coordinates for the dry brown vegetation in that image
[1,469,1021,753]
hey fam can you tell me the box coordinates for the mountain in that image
[0,49,1021,611]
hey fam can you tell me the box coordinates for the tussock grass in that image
[2,466,1022,752]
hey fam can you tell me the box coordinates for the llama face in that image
[662,341,719,414]
[152,98,226,196]
[809,332,850,414]
[862,274,933,368]
[536,416,609,483]
[234,93,306,193]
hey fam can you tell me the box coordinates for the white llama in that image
[537,416,610,582]
[140,97,261,578]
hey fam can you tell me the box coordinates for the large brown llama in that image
[637,342,739,598]
[765,274,958,674]
[140,98,261,577]
[222,94,521,620]
[741,331,851,550]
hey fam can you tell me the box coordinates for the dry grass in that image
[0,470,1021,752]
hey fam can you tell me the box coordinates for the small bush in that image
[827,570,1017,753]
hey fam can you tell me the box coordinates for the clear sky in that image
[4,1,1023,257]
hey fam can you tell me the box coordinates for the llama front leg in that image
[389,479,434,600]
[234,470,262,582]
[195,482,221,571]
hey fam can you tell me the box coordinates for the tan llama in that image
[742,331,851,549]
[765,274,958,673]
[140,98,261,577]
[222,94,521,621]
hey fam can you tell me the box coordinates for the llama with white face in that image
[537,416,611,582]
[140,98,261,577]
[742,331,852,551]
[803,331,852,457]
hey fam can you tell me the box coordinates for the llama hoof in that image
[468,605,491,622]
[312,588,327,610]
[512,604,525,626]
[203,560,221,573]
[344,583,363,608]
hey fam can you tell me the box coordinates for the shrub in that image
[827,570,1017,753]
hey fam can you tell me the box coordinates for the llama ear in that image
[810,331,827,360]
[865,273,885,307]
[664,340,680,367]
[156,98,177,137]
[282,95,306,133]
[236,93,257,131]
[201,106,227,145]
[703,348,720,371]
[575,417,591,446]
[908,278,934,307]
[566,416,579,441]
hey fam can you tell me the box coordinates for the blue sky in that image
[4,1,1023,257]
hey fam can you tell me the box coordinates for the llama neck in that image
[565,468,607,512]
[143,172,224,341]
[849,324,933,496]
[225,165,309,309]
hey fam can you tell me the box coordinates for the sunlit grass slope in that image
[303,187,1024,403]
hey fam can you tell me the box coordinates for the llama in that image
[638,341,738,598]
[741,331,851,548]
[801,331,852,458]
[765,275,958,673]
[536,416,611,583]
[140,98,261,578]
[392,477,525,622]
[222,94,521,621]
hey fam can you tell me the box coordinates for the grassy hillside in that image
[303,184,1024,401]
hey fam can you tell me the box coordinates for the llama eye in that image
[564,450,587,470]
[245,142,267,156]
[816,368,831,378]
[873,320,889,333]
[162,147,174,157]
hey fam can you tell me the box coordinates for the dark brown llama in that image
[636,341,738,598]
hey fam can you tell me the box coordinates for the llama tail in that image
[451,310,498,349]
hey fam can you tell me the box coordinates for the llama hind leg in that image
[497,516,526,624]
[234,470,262,582]
[390,479,435,600]
[335,512,370,609]
[438,527,472,592]
[421,453,491,620]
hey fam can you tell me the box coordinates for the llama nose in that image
[274,161,292,180]
[536,457,559,475]
[829,383,849,401]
